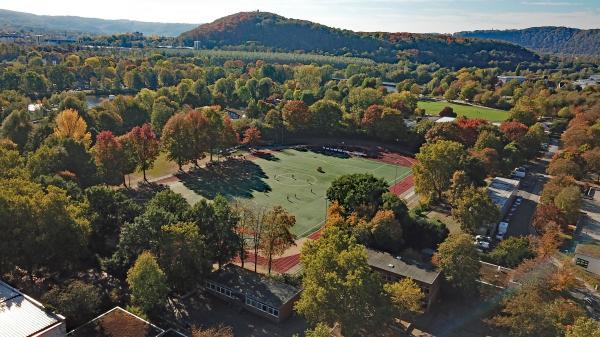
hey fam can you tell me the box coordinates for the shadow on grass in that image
[177,158,272,200]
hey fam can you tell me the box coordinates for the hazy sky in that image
[1,0,599,33]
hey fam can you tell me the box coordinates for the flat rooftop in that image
[68,307,164,337]
[0,281,64,337]
[209,264,301,308]
[366,249,440,285]
[576,243,600,260]
[487,177,520,209]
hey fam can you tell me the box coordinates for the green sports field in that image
[417,100,509,122]
[168,148,411,238]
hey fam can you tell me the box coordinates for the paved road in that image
[506,142,558,238]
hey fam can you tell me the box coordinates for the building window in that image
[245,296,279,317]
[207,281,235,299]
[576,258,589,268]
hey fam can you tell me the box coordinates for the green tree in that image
[413,140,467,203]
[487,237,533,267]
[1,109,32,151]
[451,187,499,234]
[295,226,391,336]
[554,186,582,224]
[158,222,211,292]
[434,233,479,295]
[161,112,193,170]
[151,96,179,135]
[0,179,89,279]
[43,281,101,329]
[326,173,389,218]
[309,100,342,133]
[126,251,168,313]
[187,196,240,268]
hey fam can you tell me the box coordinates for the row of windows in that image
[207,282,236,299]
[246,297,279,317]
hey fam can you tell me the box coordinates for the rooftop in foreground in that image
[68,307,164,337]
[366,248,440,285]
[576,243,600,259]
[0,280,65,337]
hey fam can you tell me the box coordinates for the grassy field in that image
[168,148,411,238]
[418,100,509,122]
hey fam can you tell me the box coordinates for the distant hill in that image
[179,12,540,68]
[0,9,197,37]
[456,27,600,55]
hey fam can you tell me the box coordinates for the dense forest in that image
[0,8,197,37]
[179,12,540,69]
[457,27,600,56]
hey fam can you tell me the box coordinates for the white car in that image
[474,240,490,250]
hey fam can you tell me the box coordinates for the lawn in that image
[168,148,411,238]
[418,100,509,122]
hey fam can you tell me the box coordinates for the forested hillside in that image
[0,9,197,36]
[180,11,540,69]
[456,27,600,55]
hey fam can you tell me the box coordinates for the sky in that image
[0,0,599,33]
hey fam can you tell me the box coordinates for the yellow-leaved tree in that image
[54,109,91,148]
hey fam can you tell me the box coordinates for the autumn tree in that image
[94,131,135,186]
[383,278,425,316]
[242,126,262,147]
[567,317,600,337]
[282,100,311,131]
[413,140,467,203]
[126,251,168,313]
[54,108,92,148]
[187,109,210,165]
[500,121,529,142]
[509,96,538,126]
[361,105,406,142]
[192,325,234,337]
[433,233,480,295]
[583,147,600,181]
[261,205,296,274]
[125,123,160,181]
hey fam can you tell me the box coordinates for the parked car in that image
[474,240,490,251]
[496,222,509,240]
[475,235,492,243]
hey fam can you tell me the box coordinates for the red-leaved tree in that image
[125,123,160,182]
